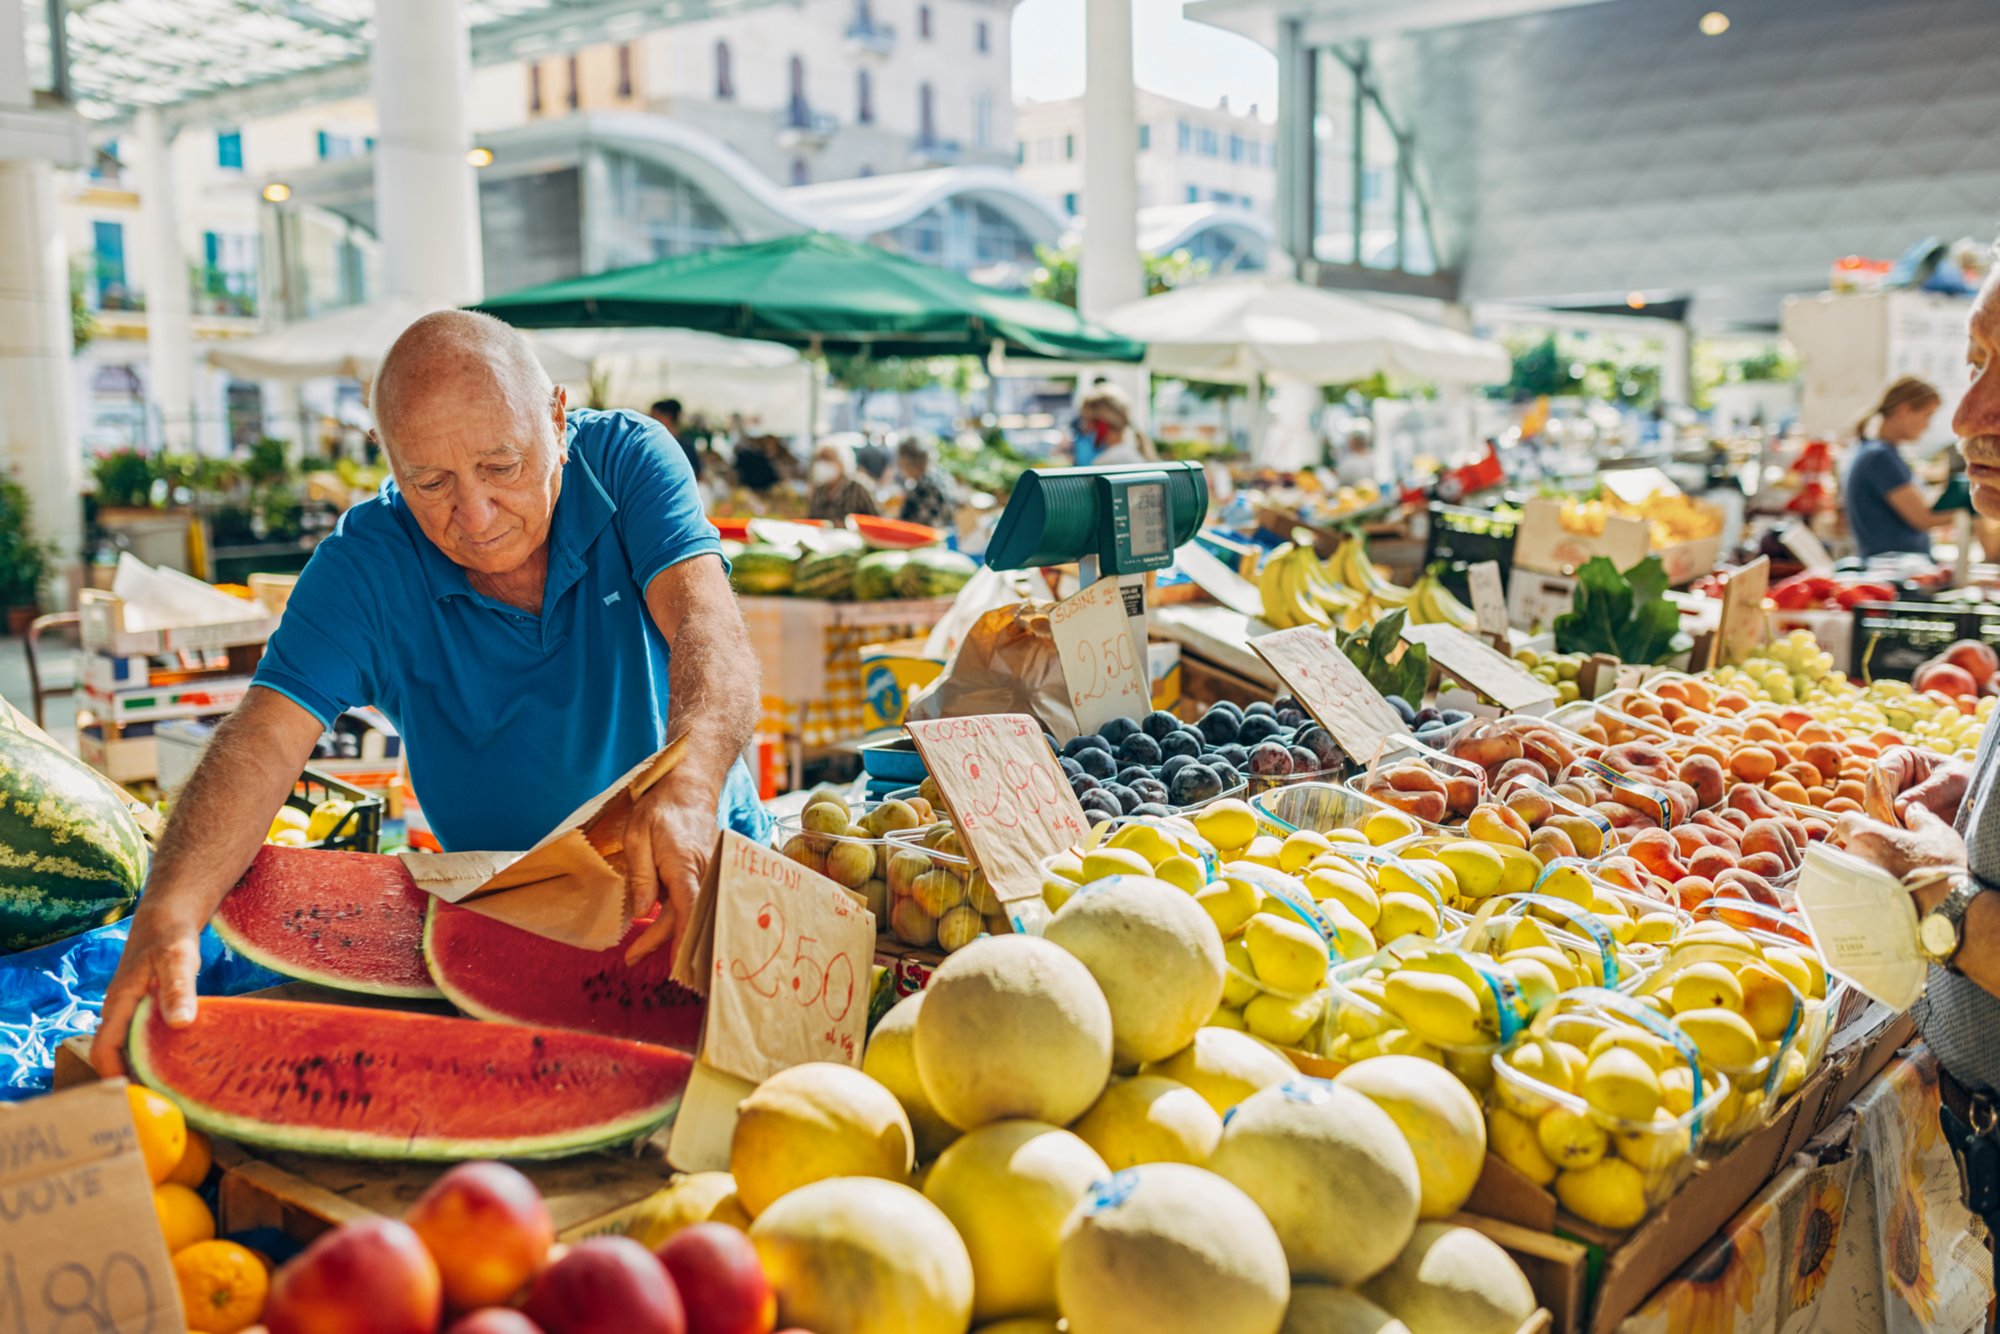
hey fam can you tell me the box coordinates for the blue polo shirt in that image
[253,408,771,852]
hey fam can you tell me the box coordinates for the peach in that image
[1443,775,1482,817]
[267,1220,443,1334]
[1594,801,1653,831]
[1677,876,1717,910]
[1468,803,1531,849]
[1384,764,1447,796]
[1914,661,1979,699]
[1528,826,1578,865]
[526,1238,685,1334]
[1670,828,1708,859]
[1452,732,1525,771]
[1741,819,1797,863]
[1739,851,1789,880]
[659,1223,777,1334]
[1726,785,1782,820]
[1941,639,2000,682]
[406,1162,554,1313]
[1378,789,1448,823]
[1676,754,1726,809]
[1548,815,1606,859]
[1688,847,1737,880]
[1505,789,1558,827]
[1715,869,1781,908]
[1494,757,1551,787]
[1602,741,1672,778]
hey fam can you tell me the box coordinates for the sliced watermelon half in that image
[423,900,705,1053]
[212,845,441,999]
[128,996,691,1161]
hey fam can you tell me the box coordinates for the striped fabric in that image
[1915,714,2000,1092]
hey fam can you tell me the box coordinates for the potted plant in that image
[0,477,53,634]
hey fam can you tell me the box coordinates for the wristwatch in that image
[1918,873,1984,967]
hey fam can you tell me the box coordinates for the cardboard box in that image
[78,727,157,783]
[78,586,277,657]
[1511,498,1723,586]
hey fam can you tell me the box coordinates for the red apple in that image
[659,1224,776,1334]
[1941,638,2000,684]
[266,1220,442,1334]
[407,1162,554,1311]
[445,1313,543,1334]
[524,1237,685,1334]
[1913,660,1978,701]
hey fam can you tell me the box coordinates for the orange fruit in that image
[1770,779,1811,805]
[173,1240,269,1334]
[167,1129,214,1189]
[129,1085,187,1185]
[153,1183,216,1255]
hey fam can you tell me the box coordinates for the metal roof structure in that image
[25,0,787,127]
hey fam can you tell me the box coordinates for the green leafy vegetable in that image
[1338,608,1431,706]
[1553,556,1687,664]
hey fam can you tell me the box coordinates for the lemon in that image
[1676,1008,1763,1070]
[1554,1158,1648,1230]
[1382,971,1483,1048]
[1243,912,1327,996]
[1375,892,1440,943]
[1667,962,1743,1015]
[1582,1047,1662,1122]
[1279,830,1334,874]
[1485,1107,1556,1185]
[1535,1106,1607,1170]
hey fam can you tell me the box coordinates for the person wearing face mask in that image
[1076,385,1155,467]
[1830,251,2000,1297]
[805,439,880,523]
[89,311,769,1078]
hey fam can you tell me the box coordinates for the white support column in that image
[1659,320,1692,410]
[134,108,196,452]
[372,0,483,307]
[0,0,83,580]
[1273,18,1316,279]
[1079,0,1146,416]
[1436,302,1478,456]
[0,159,86,572]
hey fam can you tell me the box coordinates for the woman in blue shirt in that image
[1843,376,1957,559]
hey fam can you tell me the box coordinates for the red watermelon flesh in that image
[213,845,441,998]
[128,995,691,1160]
[423,900,705,1053]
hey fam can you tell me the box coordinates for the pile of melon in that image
[692,876,1538,1334]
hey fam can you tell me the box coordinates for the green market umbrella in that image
[472,232,1144,364]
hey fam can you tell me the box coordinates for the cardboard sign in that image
[906,714,1090,905]
[0,1081,186,1333]
[1469,561,1509,641]
[671,830,874,1084]
[1175,542,1266,619]
[1714,556,1771,668]
[1050,577,1153,734]
[1248,627,1410,762]
[399,735,690,950]
[1400,622,1558,712]
[1781,524,1835,574]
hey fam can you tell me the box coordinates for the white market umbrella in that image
[1103,275,1511,387]
[537,327,816,437]
[207,299,590,384]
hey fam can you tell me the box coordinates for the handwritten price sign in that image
[704,830,873,1085]
[1249,627,1411,763]
[1050,578,1153,734]
[907,713,1091,906]
[0,1082,182,1334]
[1469,561,1509,642]
[1714,556,1770,669]
[1399,622,1556,712]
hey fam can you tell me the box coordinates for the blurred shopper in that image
[1078,385,1156,467]
[1835,261,2000,1297]
[806,440,880,522]
[648,398,701,480]
[1843,376,1956,559]
[896,436,959,532]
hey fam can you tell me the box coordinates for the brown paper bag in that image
[904,600,1081,742]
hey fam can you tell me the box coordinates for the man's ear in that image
[552,385,569,464]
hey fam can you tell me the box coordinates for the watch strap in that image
[1922,876,1982,967]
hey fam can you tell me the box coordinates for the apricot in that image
[1577,721,1610,745]
[1625,697,1664,720]
[1823,797,1862,815]
[1848,738,1881,760]
[1741,719,1782,743]
[1783,761,1824,790]
[1805,786,1834,808]
[1801,742,1844,776]
[1713,690,1753,714]
[1727,748,1777,783]
[1769,779,1810,805]
[1548,815,1605,859]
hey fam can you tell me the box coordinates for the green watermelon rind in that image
[127,996,686,1161]
[852,551,909,601]
[793,550,859,600]
[0,728,148,953]
[211,909,445,1001]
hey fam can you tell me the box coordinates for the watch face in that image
[1921,911,1958,961]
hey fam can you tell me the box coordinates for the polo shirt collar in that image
[396,423,617,610]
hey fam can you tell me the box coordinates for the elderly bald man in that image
[91,310,765,1075]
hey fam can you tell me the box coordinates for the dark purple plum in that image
[1288,746,1321,774]
[1131,777,1169,806]
[1159,729,1204,761]
[1168,763,1225,807]
[1197,709,1240,745]
[1295,726,1343,770]
[1063,735,1111,759]
[1142,710,1183,741]
[1098,716,1142,745]
[1248,742,1295,777]
[1074,746,1117,780]
[1118,732,1164,767]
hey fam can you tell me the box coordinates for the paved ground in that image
[0,635,78,750]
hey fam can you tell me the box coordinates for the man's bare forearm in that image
[663,600,761,797]
[138,687,324,927]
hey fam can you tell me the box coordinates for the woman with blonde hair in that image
[1076,385,1156,467]
[1843,375,1956,559]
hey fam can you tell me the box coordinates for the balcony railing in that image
[777,103,839,147]
[908,134,963,166]
[844,18,896,57]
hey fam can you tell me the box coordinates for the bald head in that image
[371,309,554,456]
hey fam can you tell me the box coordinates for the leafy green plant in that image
[1337,607,1430,707]
[0,478,53,607]
[1553,556,1687,664]
[1028,244,1210,310]
[91,449,156,509]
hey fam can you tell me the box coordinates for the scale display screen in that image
[1125,482,1167,557]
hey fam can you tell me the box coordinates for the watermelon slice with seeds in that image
[213,846,441,998]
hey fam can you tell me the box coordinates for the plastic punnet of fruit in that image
[1246,780,1434,852]
[1352,744,1488,834]
[775,789,934,927]
[1627,929,1816,1150]
[1456,890,1661,1005]
[1446,716,1602,791]
[1548,699,1677,749]
[1321,943,1525,1092]
[1684,899,1845,1072]
[1486,993,1728,1232]
[883,822,1003,953]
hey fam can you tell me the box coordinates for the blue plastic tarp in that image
[0,920,283,1101]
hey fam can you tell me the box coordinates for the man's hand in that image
[1873,745,1971,822]
[89,904,204,1077]
[1835,803,1969,881]
[622,767,722,964]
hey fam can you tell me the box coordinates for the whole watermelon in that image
[852,551,909,601]
[794,549,860,600]
[0,727,147,952]
[894,549,979,599]
[728,544,798,595]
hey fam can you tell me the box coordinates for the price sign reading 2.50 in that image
[907,713,1093,908]
[705,829,874,1083]
[1050,577,1152,734]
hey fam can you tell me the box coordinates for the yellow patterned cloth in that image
[1621,1043,1988,1334]
[739,596,955,748]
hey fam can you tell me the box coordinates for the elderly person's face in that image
[1958,273,2000,519]
[385,378,568,578]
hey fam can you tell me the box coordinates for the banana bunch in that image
[1327,534,1413,610]
[1258,539,1364,629]
[1407,566,1480,631]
